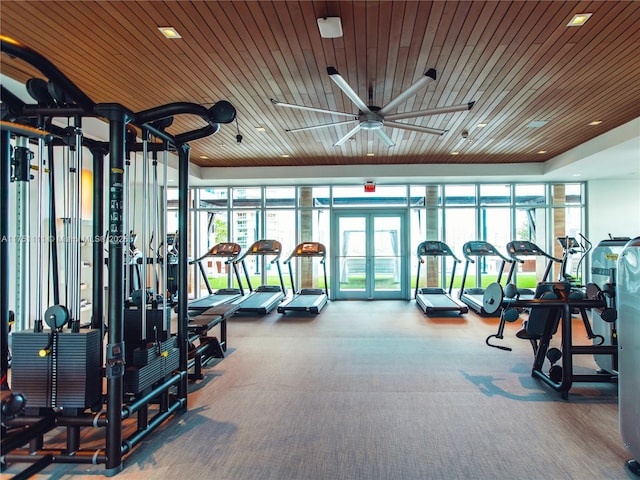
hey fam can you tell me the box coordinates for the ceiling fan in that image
[271,67,475,147]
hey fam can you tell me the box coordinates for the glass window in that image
[193,210,229,296]
[444,185,476,205]
[264,210,295,289]
[443,208,476,293]
[409,185,426,206]
[480,208,512,287]
[232,210,260,250]
[232,187,262,208]
[481,208,511,251]
[199,188,228,208]
[480,184,511,205]
[266,187,295,208]
[515,184,545,205]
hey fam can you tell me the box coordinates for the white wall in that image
[588,179,640,244]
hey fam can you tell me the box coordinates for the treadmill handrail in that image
[505,240,562,263]
[461,241,512,264]
[191,242,242,264]
[505,240,562,286]
[414,240,461,298]
[234,239,287,296]
[283,242,329,296]
[416,240,463,263]
[283,241,327,264]
[235,239,283,263]
[458,240,512,301]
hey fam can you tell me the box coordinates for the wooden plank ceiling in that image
[1,1,639,168]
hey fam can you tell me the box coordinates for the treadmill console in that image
[296,242,325,256]
[507,240,545,256]
[418,241,451,256]
[211,242,241,256]
[251,239,281,254]
[464,241,495,255]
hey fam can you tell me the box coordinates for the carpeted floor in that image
[3,300,631,479]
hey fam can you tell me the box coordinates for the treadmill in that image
[504,240,562,300]
[235,239,287,315]
[414,240,468,315]
[188,242,246,314]
[458,241,512,315]
[277,242,329,314]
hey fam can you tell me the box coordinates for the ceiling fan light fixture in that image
[317,17,343,38]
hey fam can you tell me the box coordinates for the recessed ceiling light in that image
[451,151,460,155]
[588,120,603,126]
[256,127,266,132]
[366,153,375,157]
[158,27,182,39]
[200,155,208,159]
[281,154,290,158]
[567,13,592,27]
[537,150,547,154]
[477,123,487,128]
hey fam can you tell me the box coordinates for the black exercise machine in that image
[1,35,237,476]
[557,234,591,287]
[278,242,329,314]
[414,241,468,315]
[483,281,617,399]
[458,241,512,315]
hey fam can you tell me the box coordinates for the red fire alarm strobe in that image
[364,181,376,193]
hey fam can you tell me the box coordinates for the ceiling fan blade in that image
[373,129,395,148]
[327,67,371,114]
[378,68,437,116]
[386,121,447,136]
[271,98,356,118]
[385,101,475,121]
[333,124,362,146]
[286,119,358,133]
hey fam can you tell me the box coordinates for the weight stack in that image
[124,306,171,366]
[124,337,179,394]
[11,329,102,410]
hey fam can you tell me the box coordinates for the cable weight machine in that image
[1,35,237,477]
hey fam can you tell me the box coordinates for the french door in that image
[332,210,407,300]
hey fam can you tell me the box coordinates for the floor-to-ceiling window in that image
[167,182,585,300]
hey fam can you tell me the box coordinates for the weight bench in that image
[186,302,239,380]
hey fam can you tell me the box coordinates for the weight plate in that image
[483,282,504,314]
